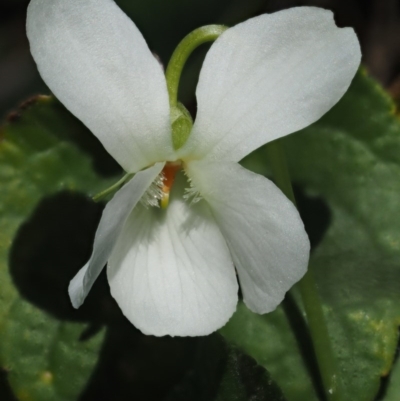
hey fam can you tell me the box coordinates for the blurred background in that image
[1,1,400,401]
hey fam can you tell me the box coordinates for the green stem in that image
[92,173,133,202]
[165,25,228,108]
[266,140,342,401]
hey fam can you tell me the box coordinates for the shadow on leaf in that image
[0,370,17,401]
[294,185,332,251]
[9,191,120,323]
[8,190,199,401]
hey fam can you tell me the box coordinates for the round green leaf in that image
[224,70,400,401]
[0,96,114,401]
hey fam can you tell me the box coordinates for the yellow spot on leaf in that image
[40,371,53,384]
[17,390,32,401]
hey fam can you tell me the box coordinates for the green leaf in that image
[223,69,400,401]
[0,96,114,400]
[166,334,287,401]
[382,358,400,401]
[220,303,317,401]
[286,69,400,401]
[1,299,104,401]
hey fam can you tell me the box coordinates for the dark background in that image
[1,1,399,400]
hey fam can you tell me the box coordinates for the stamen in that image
[183,178,202,204]
[140,173,164,208]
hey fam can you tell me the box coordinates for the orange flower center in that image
[160,161,181,208]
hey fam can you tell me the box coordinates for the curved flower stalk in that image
[26,0,361,337]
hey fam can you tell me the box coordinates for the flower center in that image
[160,161,182,209]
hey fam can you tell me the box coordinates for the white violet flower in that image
[27,0,360,336]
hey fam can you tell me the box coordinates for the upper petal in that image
[180,7,361,162]
[186,161,310,314]
[107,174,238,337]
[69,162,165,309]
[27,0,174,172]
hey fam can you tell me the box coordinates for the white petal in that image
[27,0,174,172]
[186,161,310,314]
[107,174,238,337]
[69,162,165,308]
[180,7,361,162]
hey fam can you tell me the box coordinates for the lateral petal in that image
[107,174,238,337]
[27,0,174,172]
[180,7,361,162]
[69,162,165,308]
[186,161,310,313]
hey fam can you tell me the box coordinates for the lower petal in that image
[186,161,310,314]
[107,174,238,337]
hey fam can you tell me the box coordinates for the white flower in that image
[27,0,360,337]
